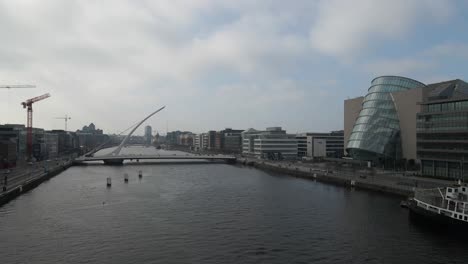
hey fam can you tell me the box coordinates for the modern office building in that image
[210,128,244,152]
[144,125,152,146]
[345,76,426,166]
[416,79,468,180]
[193,133,208,151]
[0,125,19,168]
[223,129,244,153]
[179,133,194,146]
[296,131,344,159]
[44,133,58,159]
[242,127,297,160]
[47,130,80,155]
[207,130,216,150]
[193,134,201,151]
[201,133,209,150]
[345,76,468,179]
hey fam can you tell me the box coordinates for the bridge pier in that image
[103,159,124,165]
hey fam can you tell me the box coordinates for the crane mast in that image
[55,115,71,131]
[21,93,51,160]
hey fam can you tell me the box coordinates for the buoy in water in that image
[124,173,129,183]
[138,170,142,178]
[106,177,112,187]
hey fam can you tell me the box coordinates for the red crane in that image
[21,93,51,160]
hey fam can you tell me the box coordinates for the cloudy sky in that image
[1,0,467,135]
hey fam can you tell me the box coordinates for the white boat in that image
[409,183,468,227]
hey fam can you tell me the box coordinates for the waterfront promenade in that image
[0,157,73,206]
[238,157,455,196]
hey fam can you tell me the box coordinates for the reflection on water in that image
[0,147,467,264]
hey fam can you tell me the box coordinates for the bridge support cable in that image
[109,106,166,156]
[83,119,144,157]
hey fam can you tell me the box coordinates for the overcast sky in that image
[1,0,467,135]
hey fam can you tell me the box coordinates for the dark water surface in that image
[1,149,467,264]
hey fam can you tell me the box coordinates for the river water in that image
[1,147,467,264]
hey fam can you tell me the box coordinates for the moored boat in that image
[409,183,468,228]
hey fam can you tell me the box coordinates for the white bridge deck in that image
[75,154,237,163]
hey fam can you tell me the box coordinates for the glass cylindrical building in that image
[346,76,426,162]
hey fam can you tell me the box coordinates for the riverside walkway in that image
[238,157,455,196]
[0,157,73,206]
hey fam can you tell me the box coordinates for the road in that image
[1,157,72,194]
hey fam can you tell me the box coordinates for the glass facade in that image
[347,76,425,162]
[242,127,297,160]
[417,96,468,180]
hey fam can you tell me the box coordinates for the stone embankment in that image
[0,160,72,207]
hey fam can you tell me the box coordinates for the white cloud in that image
[363,58,436,76]
[310,0,453,59]
[423,42,468,59]
[0,0,317,133]
[0,0,462,134]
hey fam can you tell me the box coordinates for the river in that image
[1,147,467,264]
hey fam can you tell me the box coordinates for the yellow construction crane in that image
[55,115,71,131]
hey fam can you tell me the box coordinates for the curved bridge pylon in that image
[104,106,165,164]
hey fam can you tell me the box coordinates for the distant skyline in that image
[1,0,468,135]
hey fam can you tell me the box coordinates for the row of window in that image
[253,145,297,149]
[421,160,468,179]
[424,100,468,113]
[354,115,399,127]
[417,125,468,132]
[368,85,410,93]
[417,112,468,122]
[358,108,398,119]
[352,119,400,132]
[362,100,395,109]
[347,138,387,154]
[418,142,468,150]
[371,76,425,89]
[364,92,391,101]
[418,134,468,140]
[349,129,397,141]
[418,152,468,161]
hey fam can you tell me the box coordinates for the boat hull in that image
[408,200,468,229]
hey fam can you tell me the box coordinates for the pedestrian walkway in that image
[1,158,71,196]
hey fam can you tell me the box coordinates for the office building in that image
[345,76,426,166]
[223,129,244,153]
[297,131,344,159]
[417,79,468,179]
[242,127,297,160]
[207,131,216,150]
[145,125,152,146]
[345,76,468,179]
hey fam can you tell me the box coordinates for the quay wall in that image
[0,161,72,207]
[237,158,414,197]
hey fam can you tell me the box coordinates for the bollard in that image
[106,177,112,187]
[124,173,129,183]
[138,170,142,178]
